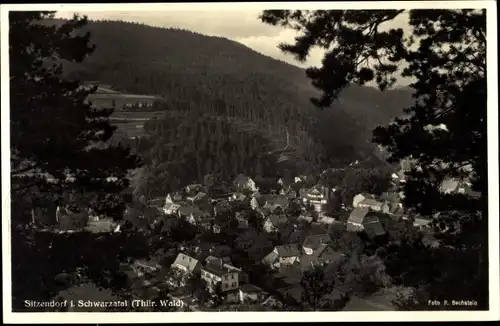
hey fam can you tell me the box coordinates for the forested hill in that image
[51,18,413,183]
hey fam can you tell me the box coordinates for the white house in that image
[357,198,384,212]
[250,197,259,210]
[234,174,258,193]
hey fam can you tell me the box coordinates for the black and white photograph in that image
[1,1,498,323]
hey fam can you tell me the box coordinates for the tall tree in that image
[9,11,143,310]
[261,9,488,309]
[10,11,141,214]
[300,265,349,311]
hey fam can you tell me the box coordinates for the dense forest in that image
[49,18,413,192]
[126,112,296,197]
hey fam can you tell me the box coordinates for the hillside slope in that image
[53,19,413,178]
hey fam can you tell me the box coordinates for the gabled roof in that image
[307,187,323,196]
[440,178,460,193]
[239,284,264,294]
[268,214,288,227]
[192,192,208,201]
[348,207,370,224]
[178,205,197,216]
[357,193,376,199]
[234,174,253,185]
[363,221,386,238]
[414,218,432,226]
[171,253,200,273]
[302,234,332,250]
[275,244,301,257]
[380,192,401,203]
[205,255,232,266]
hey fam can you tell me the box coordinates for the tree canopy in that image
[9,11,143,311]
[261,8,488,309]
[10,11,142,215]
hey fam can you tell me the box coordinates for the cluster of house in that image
[261,233,344,272]
[30,193,122,234]
[83,82,162,110]
[168,252,269,304]
[155,174,339,235]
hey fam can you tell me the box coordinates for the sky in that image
[55,10,410,71]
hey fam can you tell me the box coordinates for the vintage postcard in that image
[1,1,498,323]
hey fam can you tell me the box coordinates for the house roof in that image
[363,221,386,238]
[262,251,279,265]
[192,192,208,201]
[302,234,332,250]
[359,198,384,208]
[205,255,232,266]
[300,247,344,270]
[203,261,234,277]
[239,284,264,293]
[265,195,289,207]
[380,192,401,203]
[308,222,329,235]
[357,193,376,199]
[388,204,404,215]
[171,253,200,273]
[298,214,314,223]
[234,174,253,185]
[178,205,208,218]
[164,202,181,211]
[307,187,323,197]
[414,218,432,226]
[275,244,301,257]
[348,207,370,224]
[268,214,288,227]
[186,183,204,192]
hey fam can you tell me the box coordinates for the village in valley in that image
[37,154,477,312]
[22,82,480,312]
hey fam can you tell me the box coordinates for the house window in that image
[231,282,236,287]
[224,284,228,289]
[231,274,235,280]
[224,275,228,280]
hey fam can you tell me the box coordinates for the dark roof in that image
[363,221,386,238]
[380,192,400,203]
[171,253,200,273]
[348,207,370,224]
[262,251,279,265]
[358,198,384,208]
[275,244,301,257]
[302,234,332,250]
[239,284,264,293]
[268,214,288,227]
